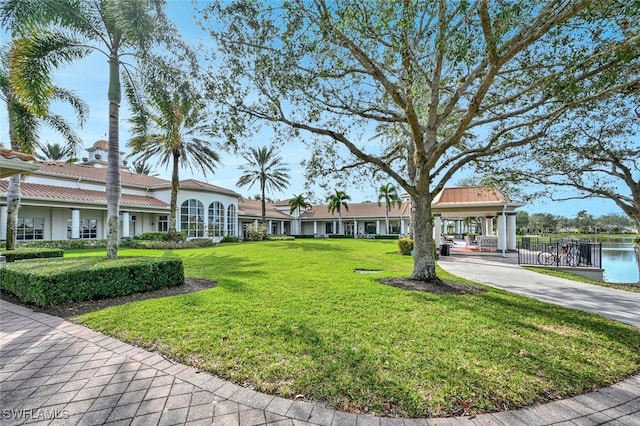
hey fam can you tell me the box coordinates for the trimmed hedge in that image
[0,257,184,307]
[3,248,64,262]
[267,235,296,241]
[18,239,107,249]
[120,238,215,249]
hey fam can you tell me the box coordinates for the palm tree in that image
[132,159,159,177]
[289,193,312,234]
[326,190,351,235]
[237,146,290,225]
[377,183,402,234]
[1,42,87,250]
[35,142,75,161]
[2,0,183,259]
[128,81,220,241]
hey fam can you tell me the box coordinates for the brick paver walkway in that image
[2,298,640,425]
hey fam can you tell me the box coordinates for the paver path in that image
[2,257,640,425]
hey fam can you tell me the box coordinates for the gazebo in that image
[432,186,524,252]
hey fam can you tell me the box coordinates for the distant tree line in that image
[516,210,635,235]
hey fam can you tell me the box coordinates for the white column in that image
[507,213,517,251]
[71,209,80,239]
[433,214,442,244]
[268,220,272,235]
[400,219,405,236]
[313,221,317,235]
[485,217,493,236]
[0,204,7,240]
[353,219,357,237]
[122,211,130,238]
[497,212,507,251]
[280,220,284,234]
[376,220,380,234]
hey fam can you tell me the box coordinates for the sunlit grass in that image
[70,240,640,417]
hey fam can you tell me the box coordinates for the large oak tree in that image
[203,0,637,282]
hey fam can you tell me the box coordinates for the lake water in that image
[601,241,639,284]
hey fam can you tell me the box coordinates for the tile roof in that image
[39,161,169,187]
[301,201,409,219]
[432,186,510,205]
[177,179,241,196]
[0,180,169,209]
[238,197,292,219]
[0,149,36,162]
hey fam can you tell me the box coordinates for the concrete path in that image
[437,254,640,329]
[2,258,640,425]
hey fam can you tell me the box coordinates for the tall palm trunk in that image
[338,207,343,235]
[260,176,266,225]
[106,50,121,259]
[5,100,20,251]
[385,206,390,234]
[169,151,180,240]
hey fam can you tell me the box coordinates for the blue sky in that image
[0,0,625,219]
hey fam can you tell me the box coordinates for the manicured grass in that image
[524,266,640,293]
[70,240,640,417]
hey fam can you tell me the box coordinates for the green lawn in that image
[71,239,640,417]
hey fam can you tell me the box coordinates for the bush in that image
[3,248,64,262]
[245,221,267,241]
[267,235,295,241]
[0,256,184,307]
[398,237,414,255]
[120,238,215,249]
[18,239,107,249]
[135,231,187,242]
[220,235,239,243]
[328,234,354,238]
[374,234,401,240]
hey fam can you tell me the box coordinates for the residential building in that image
[1,141,524,249]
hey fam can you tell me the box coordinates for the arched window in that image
[226,204,237,236]
[181,199,205,237]
[208,202,225,237]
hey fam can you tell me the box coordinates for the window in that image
[208,202,225,237]
[226,204,236,236]
[67,219,98,239]
[17,217,44,240]
[181,199,205,237]
[158,215,168,232]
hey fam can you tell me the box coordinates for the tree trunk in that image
[106,52,121,259]
[5,100,20,251]
[260,178,267,225]
[385,206,390,234]
[633,215,640,285]
[411,193,441,283]
[168,152,179,240]
[5,175,20,251]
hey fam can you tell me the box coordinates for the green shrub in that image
[3,248,64,262]
[18,239,107,249]
[120,238,215,249]
[267,235,295,241]
[398,237,414,255]
[0,257,184,307]
[374,234,401,240]
[135,231,187,242]
[328,234,354,239]
[220,235,239,243]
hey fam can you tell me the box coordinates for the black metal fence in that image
[518,238,602,269]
